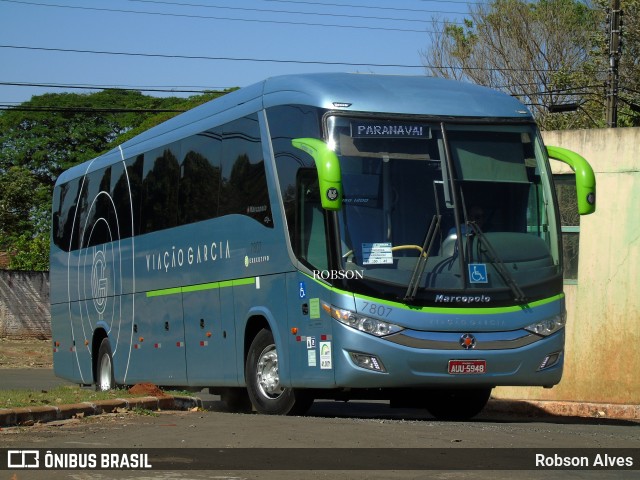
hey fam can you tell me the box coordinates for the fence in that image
[0,270,50,339]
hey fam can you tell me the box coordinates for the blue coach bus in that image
[50,73,595,419]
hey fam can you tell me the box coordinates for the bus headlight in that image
[327,305,403,337]
[525,312,566,337]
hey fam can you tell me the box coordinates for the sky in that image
[0,0,474,106]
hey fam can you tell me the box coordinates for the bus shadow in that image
[195,393,638,427]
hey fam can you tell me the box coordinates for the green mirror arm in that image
[546,145,596,215]
[292,138,343,210]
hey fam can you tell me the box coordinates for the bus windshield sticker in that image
[351,121,431,139]
[309,298,320,319]
[362,242,393,265]
[320,342,332,369]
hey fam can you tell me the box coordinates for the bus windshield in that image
[327,116,561,304]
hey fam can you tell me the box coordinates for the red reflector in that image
[321,335,327,341]
[296,336,302,342]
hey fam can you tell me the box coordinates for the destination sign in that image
[351,121,430,139]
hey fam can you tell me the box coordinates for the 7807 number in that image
[361,302,392,318]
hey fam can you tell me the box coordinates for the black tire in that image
[245,329,314,415]
[95,338,115,391]
[220,387,253,413]
[425,388,492,420]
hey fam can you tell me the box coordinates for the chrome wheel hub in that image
[98,353,112,391]
[256,344,283,398]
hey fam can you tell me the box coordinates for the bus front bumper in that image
[332,322,565,389]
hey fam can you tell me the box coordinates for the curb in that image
[0,395,201,428]
[0,397,637,427]
[486,398,640,422]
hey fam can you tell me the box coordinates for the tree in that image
[421,0,605,129]
[0,88,229,270]
[601,0,640,125]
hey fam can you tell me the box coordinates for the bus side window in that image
[219,114,273,227]
[111,160,134,240]
[179,128,222,225]
[296,169,328,271]
[52,179,80,252]
[83,167,111,248]
[140,144,180,234]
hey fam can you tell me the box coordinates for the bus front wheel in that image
[424,388,492,420]
[245,329,313,415]
[95,338,115,391]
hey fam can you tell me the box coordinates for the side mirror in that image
[547,146,596,215]
[292,138,342,210]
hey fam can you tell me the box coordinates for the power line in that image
[0,45,583,74]
[126,0,468,23]
[0,104,187,113]
[0,0,434,33]
[264,0,481,10]
[0,44,428,68]
[0,81,231,94]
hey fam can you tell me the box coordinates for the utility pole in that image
[606,0,622,128]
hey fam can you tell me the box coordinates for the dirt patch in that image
[128,383,169,397]
[0,338,52,368]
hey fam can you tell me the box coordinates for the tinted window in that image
[267,105,324,246]
[219,114,273,227]
[52,179,81,251]
[140,144,180,234]
[110,160,133,240]
[179,129,222,225]
[83,167,112,248]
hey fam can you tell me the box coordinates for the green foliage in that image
[0,88,232,271]
[422,0,640,129]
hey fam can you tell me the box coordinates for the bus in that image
[50,73,596,420]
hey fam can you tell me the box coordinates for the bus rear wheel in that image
[424,388,492,420]
[245,329,314,415]
[95,338,115,392]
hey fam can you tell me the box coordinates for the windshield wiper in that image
[467,222,527,303]
[404,214,441,302]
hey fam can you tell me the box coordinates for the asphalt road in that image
[1,369,639,480]
[0,368,72,391]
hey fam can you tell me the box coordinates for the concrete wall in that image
[495,127,640,405]
[0,270,50,339]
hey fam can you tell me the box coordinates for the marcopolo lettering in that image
[435,294,491,303]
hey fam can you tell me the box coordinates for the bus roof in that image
[261,73,532,119]
[56,73,533,185]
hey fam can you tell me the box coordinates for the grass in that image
[0,385,189,410]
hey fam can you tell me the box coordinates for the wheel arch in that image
[243,307,290,386]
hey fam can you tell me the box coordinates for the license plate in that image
[448,360,486,374]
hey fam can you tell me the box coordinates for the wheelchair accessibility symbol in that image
[468,263,488,284]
